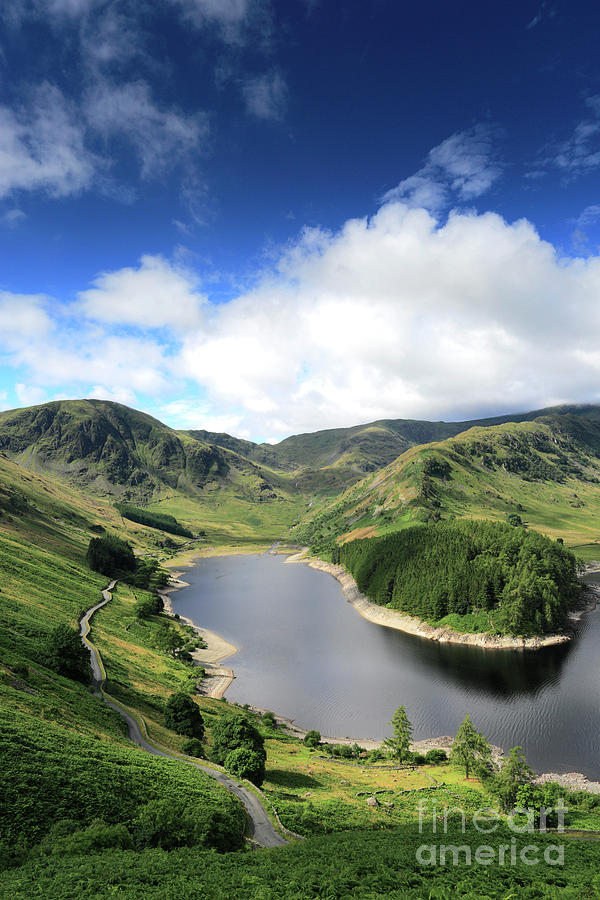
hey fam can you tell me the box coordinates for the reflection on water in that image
[172,554,600,778]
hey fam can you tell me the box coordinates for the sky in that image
[2,0,600,442]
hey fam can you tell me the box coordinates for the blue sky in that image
[2,0,600,441]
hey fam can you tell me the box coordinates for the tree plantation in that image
[336,520,581,635]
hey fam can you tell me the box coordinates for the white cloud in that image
[550,95,600,176]
[7,202,600,441]
[382,125,502,212]
[85,80,208,178]
[0,292,53,348]
[1,209,26,227]
[79,254,206,331]
[174,202,600,437]
[242,71,288,121]
[15,383,47,407]
[0,83,96,199]
[172,0,250,25]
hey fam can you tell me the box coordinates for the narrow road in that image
[79,583,287,849]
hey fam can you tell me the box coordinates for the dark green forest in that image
[336,521,580,635]
[115,504,194,538]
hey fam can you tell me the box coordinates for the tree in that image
[135,595,162,619]
[450,715,492,779]
[224,747,266,786]
[490,745,534,811]
[262,711,277,730]
[86,534,136,576]
[44,625,90,682]
[153,622,180,657]
[303,730,321,748]
[210,714,265,768]
[164,692,204,739]
[384,706,413,763]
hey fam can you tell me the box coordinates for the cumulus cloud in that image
[0,292,53,348]
[79,254,206,331]
[6,202,600,440]
[242,71,288,121]
[174,202,600,436]
[0,83,96,199]
[85,81,208,178]
[382,125,502,212]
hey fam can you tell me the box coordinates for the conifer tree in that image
[384,705,413,763]
[450,714,492,779]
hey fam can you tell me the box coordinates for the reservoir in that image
[171,553,600,778]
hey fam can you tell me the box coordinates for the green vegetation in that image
[3,401,600,896]
[383,705,413,762]
[115,502,194,538]
[450,715,493,779]
[337,520,580,635]
[4,823,600,899]
[87,533,136,576]
[210,714,267,786]
[43,624,91,683]
[0,711,245,866]
[296,412,600,550]
[164,692,205,740]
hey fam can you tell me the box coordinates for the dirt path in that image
[79,583,287,849]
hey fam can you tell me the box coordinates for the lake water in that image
[171,553,600,778]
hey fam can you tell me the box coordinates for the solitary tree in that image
[210,714,266,768]
[450,715,492,779]
[164,692,204,739]
[384,706,413,763]
[303,730,321,748]
[224,747,266,786]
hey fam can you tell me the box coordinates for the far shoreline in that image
[159,544,600,792]
[286,549,598,652]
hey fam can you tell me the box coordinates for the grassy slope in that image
[4,825,600,899]
[296,416,600,555]
[1,453,599,895]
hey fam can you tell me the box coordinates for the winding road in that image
[79,582,288,849]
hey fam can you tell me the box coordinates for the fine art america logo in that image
[416,799,567,867]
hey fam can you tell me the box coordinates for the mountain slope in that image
[5,399,600,548]
[296,412,600,550]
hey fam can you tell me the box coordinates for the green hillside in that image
[2,411,600,894]
[295,412,600,555]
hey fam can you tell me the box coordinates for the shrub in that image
[424,749,448,764]
[135,594,163,619]
[133,798,241,852]
[262,711,277,729]
[303,730,321,748]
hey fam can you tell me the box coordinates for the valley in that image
[1,399,600,896]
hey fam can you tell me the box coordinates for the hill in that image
[295,411,600,553]
[1,412,600,894]
[4,398,600,549]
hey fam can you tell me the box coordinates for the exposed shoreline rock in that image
[287,549,597,651]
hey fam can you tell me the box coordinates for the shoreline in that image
[160,571,238,699]
[286,549,598,651]
[160,547,600,792]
